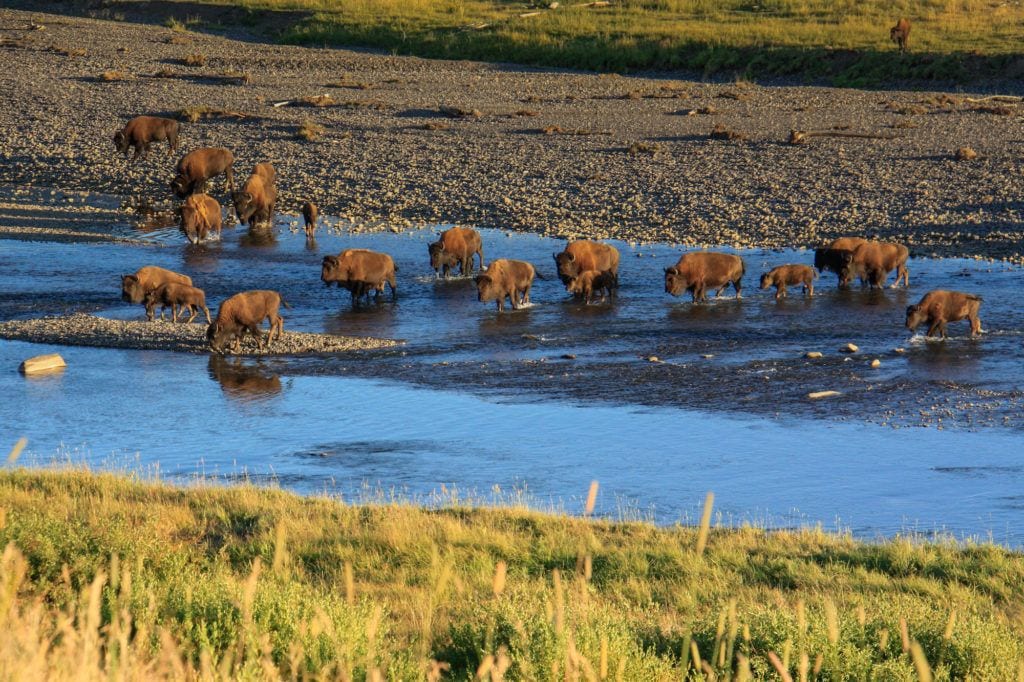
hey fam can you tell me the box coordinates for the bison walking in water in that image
[664,252,745,303]
[144,282,211,323]
[179,194,222,244]
[302,201,318,237]
[906,290,982,339]
[121,266,192,306]
[171,147,235,198]
[475,259,536,311]
[567,269,617,304]
[113,116,179,162]
[428,226,484,278]
[760,264,817,300]
[321,249,398,304]
[814,236,867,284]
[890,18,911,53]
[838,241,909,288]
[232,162,278,229]
[207,290,289,354]
[553,241,620,287]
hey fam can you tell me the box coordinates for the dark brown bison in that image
[838,241,910,288]
[553,241,620,286]
[171,147,235,198]
[144,282,211,323]
[121,266,192,304]
[321,249,397,304]
[759,264,817,300]
[475,259,536,312]
[113,116,179,162]
[232,163,277,229]
[428,226,484,278]
[664,252,745,302]
[814,236,867,284]
[567,269,617,304]
[179,194,222,244]
[206,290,289,354]
[302,201,318,237]
[890,18,911,53]
[906,290,982,339]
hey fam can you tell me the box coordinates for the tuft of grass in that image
[164,16,186,32]
[296,119,325,141]
[627,140,662,154]
[182,52,206,67]
[296,94,336,107]
[98,70,129,82]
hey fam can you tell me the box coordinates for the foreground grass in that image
[171,0,1024,85]
[1,469,1023,679]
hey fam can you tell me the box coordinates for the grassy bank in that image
[1,469,1023,679]
[151,0,1024,85]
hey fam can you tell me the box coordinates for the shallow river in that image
[2,207,1023,544]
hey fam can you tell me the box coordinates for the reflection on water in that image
[239,227,277,248]
[207,355,284,402]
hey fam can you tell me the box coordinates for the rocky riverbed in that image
[1,8,1022,260]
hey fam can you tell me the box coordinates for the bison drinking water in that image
[664,252,744,303]
[121,266,192,306]
[428,226,484,278]
[179,194,222,244]
[553,241,620,287]
[475,259,536,312]
[838,241,910,289]
[759,264,817,300]
[814,236,867,285]
[567,269,617,304]
[113,116,179,162]
[890,18,911,53]
[906,290,982,339]
[144,282,211,324]
[232,162,278,229]
[171,147,235,198]
[321,249,397,305]
[207,290,289,354]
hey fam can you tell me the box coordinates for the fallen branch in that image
[963,95,1022,104]
[788,129,898,145]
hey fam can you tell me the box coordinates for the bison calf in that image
[171,147,235,198]
[475,259,535,312]
[428,226,484,278]
[207,290,289,354]
[759,264,817,300]
[890,18,911,53]
[906,290,982,339]
[121,266,192,307]
[144,282,211,324]
[114,116,179,162]
[664,252,744,303]
[302,201,318,237]
[179,194,222,244]
[554,240,620,286]
[567,269,617,304]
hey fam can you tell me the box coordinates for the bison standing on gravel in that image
[207,290,289,354]
[475,259,536,312]
[171,147,235,198]
[906,290,982,339]
[553,240,620,286]
[121,266,192,306]
[428,226,485,278]
[321,249,398,304]
[232,162,278,229]
[890,18,911,53]
[144,282,211,323]
[814,236,867,284]
[113,116,179,162]
[302,201,319,237]
[759,264,817,300]
[179,194,222,244]
[664,252,745,303]
[838,241,910,289]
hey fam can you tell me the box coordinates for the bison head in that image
[553,251,578,284]
[121,274,145,303]
[566,275,586,297]
[113,131,129,156]
[170,174,192,199]
[232,191,257,224]
[664,266,690,297]
[207,321,231,354]
[759,273,773,290]
[836,252,858,287]
[180,203,205,244]
[905,304,926,332]
[475,274,498,303]
[321,255,343,287]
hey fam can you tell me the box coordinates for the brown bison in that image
[475,259,536,312]
[121,266,192,305]
[759,264,817,300]
[428,226,485,278]
[232,163,278,229]
[179,194,222,244]
[664,252,745,302]
[144,282,211,324]
[208,355,282,397]
[206,290,289,354]
[302,201,318,237]
[890,18,911,53]
[814,236,867,283]
[321,249,398,304]
[567,269,617,304]
[838,241,910,288]
[906,290,982,339]
[553,241,620,286]
[113,116,179,162]
[171,147,235,198]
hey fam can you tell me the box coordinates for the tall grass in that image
[1,468,1023,678]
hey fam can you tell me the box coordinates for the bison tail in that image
[280,299,292,309]
[966,294,983,302]
[534,270,547,281]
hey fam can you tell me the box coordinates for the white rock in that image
[19,354,66,375]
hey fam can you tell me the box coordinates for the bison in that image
[553,241,620,286]
[759,264,817,300]
[814,236,867,284]
[567,269,617,304]
[890,18,911,53]
[206,290,289,354]
[664,252,745,303]
[302,201,318,237]
[208,355,282,397]
[144,282,211,324]
[321,249,397,304]
[113,116,179,162]
[171,147,235,198]
[121,266,192,305]
[906,290,982,339]
[475,259,536,312]
[838,241,910,289]
[179,194,222,244]
[428,226,484,278]
[232,163,278,229]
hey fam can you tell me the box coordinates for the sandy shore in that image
[0,8,1022,260]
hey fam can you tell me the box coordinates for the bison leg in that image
[806,280,814,298]
[508,288,520,310]
[185,305,198,324]
[775,283,785,301]
[969,314,982,336]
[202,306,211,325]
[926,320,942,338]
[388,274,397,301]
[225,167,235,194]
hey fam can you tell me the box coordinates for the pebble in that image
[839,343,859,353]
[805,351,823,359]
[807,390,842,400]
[19,353,66,375]
[870,359,881,368]
[646,356,660,363]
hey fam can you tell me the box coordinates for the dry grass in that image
[182,52,206,67]
[295,119,324,141]
[98,70,129,82]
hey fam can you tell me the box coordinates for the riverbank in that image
[1,8,1023,262]
[0,467,1021,678]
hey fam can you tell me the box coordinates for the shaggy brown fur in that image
[206,290,289,353]
[302,201,318,237]
[171,147,235,198]
[475,259,536,312]
[839,241,910,288]
[232,163,278,228]
[113,116,179,162]
[664,252,745,302]
[121,266,192,304]
[814,236,867,284]
[906,290,982,339]
[321,249,397,304]
[179,194,222,244]
[890,18,911,53]
[428,226,485,278]
[144,282,210,323]
[759,264,817,300]
[553,241,620,285]
[567,269,617,303]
